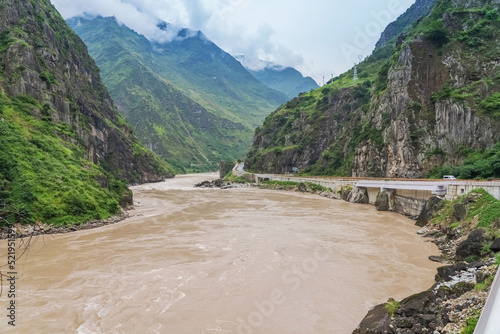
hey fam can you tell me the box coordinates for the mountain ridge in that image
[68,15,288,171]
[245,0,500,179]
[247,65,319,99]
[0,0,172,226]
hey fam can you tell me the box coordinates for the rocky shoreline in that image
[200,178,499,334]
[0,211,130,240]
[2,177,497,333]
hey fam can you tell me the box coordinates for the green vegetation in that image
[305,182,333,193]
[474,275,495,291]
[385,298,400,318]
[260,180,301,187]
[0,93,128,226]
[247,66,319,99]
[428,142,500,179]
[68,16,287,172]
[224,172,253,184]
[0,0,174,227]
[245,0,500,178]
[461,314,479,334]
[431,189,500,230]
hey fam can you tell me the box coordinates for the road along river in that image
[0,173,440,333]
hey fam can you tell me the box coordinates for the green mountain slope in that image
[0,0,173,226]
[247,65,319,99]
[68,17,288,171]
[246,0,500,179]
[376,0,436,48]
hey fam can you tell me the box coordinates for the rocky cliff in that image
[246,0,500,178]
[0,0,172,225]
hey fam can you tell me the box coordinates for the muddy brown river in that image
[0,173,440,333]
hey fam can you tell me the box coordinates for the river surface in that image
[0,173,440,334]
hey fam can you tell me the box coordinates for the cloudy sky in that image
[50,0,416,84]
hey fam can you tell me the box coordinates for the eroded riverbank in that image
[0,173,440,333]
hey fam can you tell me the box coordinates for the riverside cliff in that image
[0,0,173,226]
[245,0,500,178]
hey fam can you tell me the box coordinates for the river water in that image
[0,173,440,333]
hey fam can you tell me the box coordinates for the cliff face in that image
[0,0,172,225]
[0,0,170,183]
[246,0,500,178]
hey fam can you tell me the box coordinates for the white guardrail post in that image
[475,265,500,334]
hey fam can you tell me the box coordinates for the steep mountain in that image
[0,0,173,226]
[376,0,436,48]
[245,63,319,99]
[68,17,288,172]
[246,0,500,179]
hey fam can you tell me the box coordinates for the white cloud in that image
[51,0,416,84]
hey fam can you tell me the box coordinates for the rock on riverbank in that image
[353,190,500,334]
[194,179,252,189]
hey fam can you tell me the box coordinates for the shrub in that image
[385,298,400,317]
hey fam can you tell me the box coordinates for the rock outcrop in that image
[341,186,369,204]
[0,0,172,225]
[245,0,500,178]
[219,161,234,179]
[416,196,444,227]
[0,0,171,183]
[354,189,500,333]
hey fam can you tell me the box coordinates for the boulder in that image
[415,196,443,227]
[375,191,391,211]
[343,186,369,204]
[352,304,394,334]
[298,182,308,192]
[435,263,467,281]
[453,203,467,221]
[219,161,234,179]
[456,228,489,261]
[490,238,500,252]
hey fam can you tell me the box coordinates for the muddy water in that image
[0,173,440,333]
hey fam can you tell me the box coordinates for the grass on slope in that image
[0,93,130,226]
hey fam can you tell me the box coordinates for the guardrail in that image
[475,266,500,334]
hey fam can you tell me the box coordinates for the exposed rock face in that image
[219,161,234,179]
[342,187,369,204]
[455,228,490,260]
[353,33,500,178]
[0,0,169,183]
[352,304,392,334]
[416,196,443,227]
[490,238,500,252]
[375,191,392,211]
[246,0,500,178]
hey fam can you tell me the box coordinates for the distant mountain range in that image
[248,66,319,99]
[235,57,319,99]
[69,16,312,172]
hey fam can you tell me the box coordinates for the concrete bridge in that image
[235,164,500,202]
